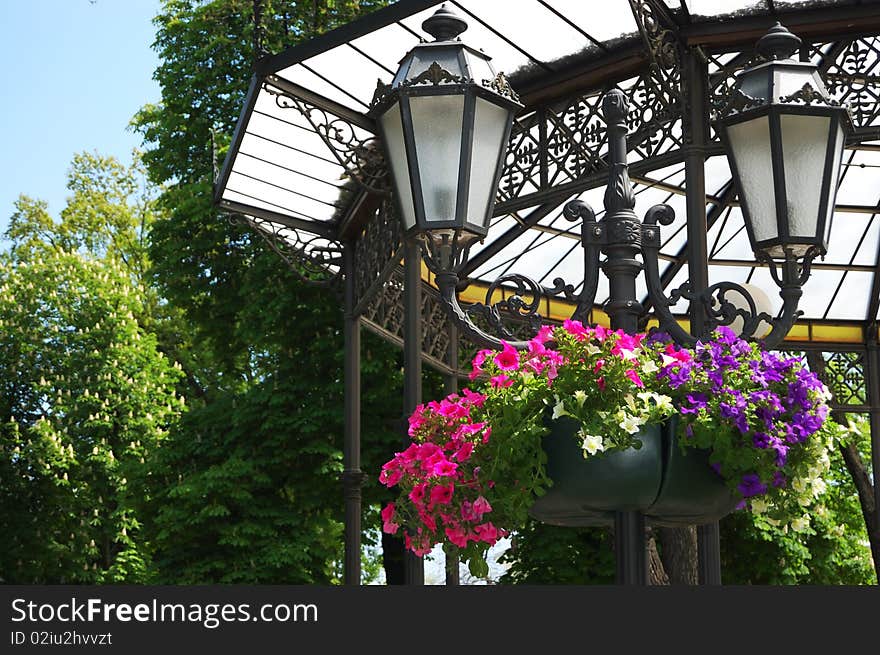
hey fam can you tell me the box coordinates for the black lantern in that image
[369,5,522,259]
[715,23,851,258]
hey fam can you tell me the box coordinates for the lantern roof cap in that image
[422,4,468,42]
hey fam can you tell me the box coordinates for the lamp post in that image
[371,7,850,585]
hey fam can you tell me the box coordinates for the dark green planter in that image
[528,415,738,527]
[529,416,663,527]
[646,416,739,526]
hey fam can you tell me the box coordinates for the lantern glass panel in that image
[380,102,416,229]
[466,96,510,229]
[727,115,777,242]
[406,48,464,81]
[410,94,465,225]
[776,67,821,98]
[825,121,845,244]
[781,113,830,237]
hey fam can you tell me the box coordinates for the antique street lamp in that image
[716,23,850,261]
[372,8,850,584]
[370,4,523,268]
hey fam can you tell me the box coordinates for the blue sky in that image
[0,0,162,237]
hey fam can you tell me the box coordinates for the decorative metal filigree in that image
[463,274,544,340]
[823,37,880,130]
[713,87,764,119]
[229,213,342,286]
[779,82,838,106]
[410,61,468,87]
[482,72,520,102]
[354,199,403,312]
[820,351,868,406]
[360,267,457,372]
[495,65,684,210]
[370,62,470,111]
[264,80,388,196]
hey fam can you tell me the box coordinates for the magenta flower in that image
[445,524,468,548]
[453,442,474,462]
[625,368,644,388]
[494,341,520,371]
[474,522,499,544]
[491,374,514,388]
[379,463,403,487]
[408,483,427,506]
[473,496,492,517]
[430,483,454,506]
[432,459,458,477]
[563,319,589,340]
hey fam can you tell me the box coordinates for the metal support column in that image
[445,324,461,586]
[682,49,723,586]
[403,240,425,585]
[342,242,364,585]
[866,339,880,585]
[602,90,648,585]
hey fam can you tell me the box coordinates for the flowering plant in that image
[380,321,840,577]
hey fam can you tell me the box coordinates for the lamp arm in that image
[564,199,602,324]
[752,248,820,349]
[642,208,815,347]
[423,199,602,352]
[434,271,533,350]
[640,204,699,346]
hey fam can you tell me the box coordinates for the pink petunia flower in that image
[625,368,644,388]
[491,374,514,388]
[494,341,520,371]
[430,483,454,506]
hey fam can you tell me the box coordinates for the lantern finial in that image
[422,4,468,41]
[756,22,802,60]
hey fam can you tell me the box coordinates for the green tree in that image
[0,153,184,583]
[133,0,400,583]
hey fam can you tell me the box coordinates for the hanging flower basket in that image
[529,415,737,527]
[528,416,663,526]
[380,322,842,578]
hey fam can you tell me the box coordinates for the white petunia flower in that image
[579,431,605,456]
[790,516,810,533]
[552,399,569,420]
[619,413,643,434]
[641,359,658,374]
[750,498,769,514]
[573,390,588,407]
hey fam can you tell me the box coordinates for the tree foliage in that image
[132,0,399,583]
[0,153,184,583]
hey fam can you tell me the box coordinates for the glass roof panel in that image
[348,24,421,75]
[460,1,594,64]
[291,46,393,109]
[276,63,371,110]
[824,271,871,320]
[542,0,638,43]
[683,1,767,17]
[398,5,534,76]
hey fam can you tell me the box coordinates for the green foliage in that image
[498,522,615,585]
[0,153,183,583]
[720,416,874,584]
[132,0,400,583]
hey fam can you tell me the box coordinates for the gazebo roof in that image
[215,0,880,346]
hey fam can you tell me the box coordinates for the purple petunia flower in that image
[738,473,768,498]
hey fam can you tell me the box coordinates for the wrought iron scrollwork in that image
[264,80,388,196]
[424,196,602,350]
[229,213,342,287]
[642,214,820,347]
